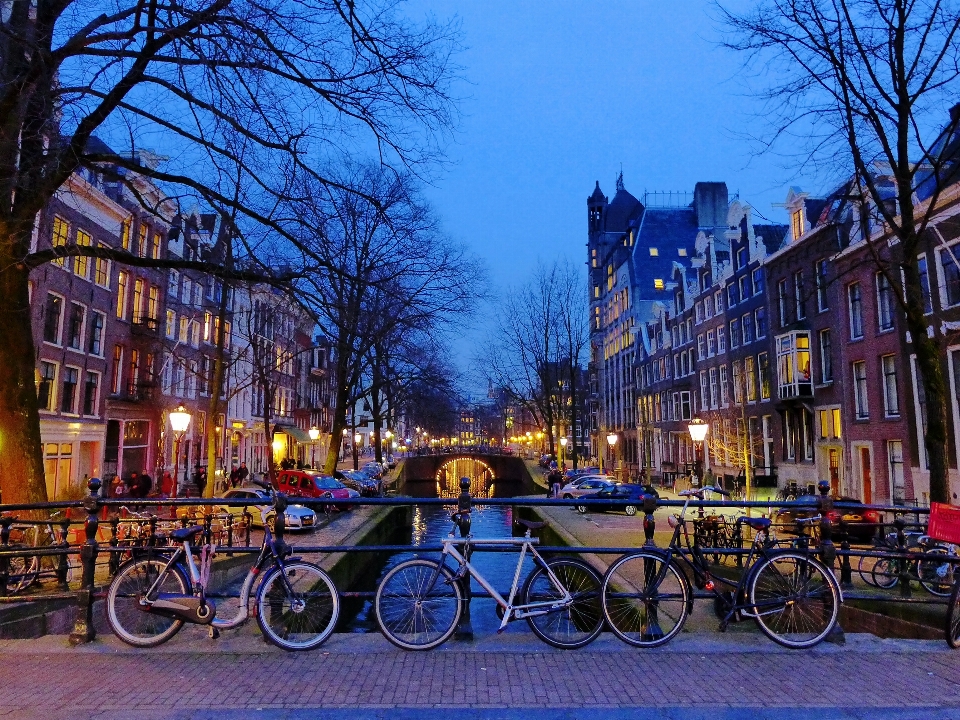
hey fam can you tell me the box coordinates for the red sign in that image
[928,502,960,544]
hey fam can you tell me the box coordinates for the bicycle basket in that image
[928,502,960,544]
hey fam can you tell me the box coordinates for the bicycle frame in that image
[436,536,573,632]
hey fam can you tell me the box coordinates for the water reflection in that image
[436,457,495,497]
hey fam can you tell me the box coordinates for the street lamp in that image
[606,432,619,477]
[384,429,393,459]
[559,436,568,468]
[309,426,320,469]
[169,405,192,499]
[354,432,362,470]
[687,418,709,486]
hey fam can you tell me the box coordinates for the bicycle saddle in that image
[515,519,546,531]
[736,517,771,531]
[170,525,204,542]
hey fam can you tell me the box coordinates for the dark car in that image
[773,495,882,543]
[337,470,382,497]
[575,484,652,516]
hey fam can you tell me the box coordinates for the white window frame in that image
[852,360,869,419]
[881,354,900,417]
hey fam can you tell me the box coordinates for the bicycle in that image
[948,577,960,648]
[105,480,339,651]
[859,532,957,596]
[601,486,842,649]
[374,514,603,650]
[6,510,77,593]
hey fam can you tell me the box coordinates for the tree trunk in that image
[323,344,354,474]
[0,239,48,505]
[204,277,230,498]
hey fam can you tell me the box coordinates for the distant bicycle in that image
[859,532,957,597]
[106,480,339,650]
[602,486,841,649]
[375,514,603,650]
[6,510,77,593]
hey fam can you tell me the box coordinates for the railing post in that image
[203,513,213,545]
[225,513,234,555]
[149,516,158,547]
[0,516,13,595]
[243,509,252,546]
[454,476,473,641]
[642,493,657,547]
[107,515,121,576]
[895,515,911,598]
[56,516,71,590]
[817,481,837,570]
[69,478,101,645]
[838,517,853,587]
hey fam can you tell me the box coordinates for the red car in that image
[274,470,359,511]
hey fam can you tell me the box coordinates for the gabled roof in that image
[604,186,642,232]
[589,181,606,203]
[753,223,789,254]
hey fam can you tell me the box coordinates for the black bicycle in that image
[601,486,841,649]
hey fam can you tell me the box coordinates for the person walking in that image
[236,462,249,485]
[546,465,562,498]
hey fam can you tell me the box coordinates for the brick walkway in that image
[0,631,957,719]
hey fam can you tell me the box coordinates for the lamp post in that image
[606,432,619,479]
[559,436,568,469]
[308,426,320,469]
[353,432,361,470]
[169,405,192,499]
[385,429,393,460]
[687,418,709,487]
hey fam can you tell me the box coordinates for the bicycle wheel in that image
[946,578,960,649]
[748,552,840,649]
[375,559,462,650]
[857,554,882,587]
[521,557,603,649]
[917,548,954,597]
[871,557,899,589]
[602,551,690,648]
[6,547,39,593]
[256,561,340,651]
[106,558,188,647]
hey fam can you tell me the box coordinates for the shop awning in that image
[274,424,313,444]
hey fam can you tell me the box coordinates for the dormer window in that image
[649,248,659,257]
[654,279,664,290]
[791,207,805,241]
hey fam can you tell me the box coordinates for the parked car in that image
[539,454,553,469]
[217,487,317,531]
[385,454,396,469]
[575,483,650,516]
[337,470,382,497]
[772,494,882,543]
[362,462,385,479]
[559,476,618,499]
[573,466,601,477]
[274,470,360,511]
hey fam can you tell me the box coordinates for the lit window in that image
[654,278,664,290]
[678,248,687,257]
[649,248,659,257]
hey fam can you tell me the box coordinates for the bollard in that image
[69,478,101,645]
[56,516,71,590]
[838,517,853,587]
[817,481,837,570]
[0,516,13,595]
[203,513,213,545]
[894,515,911,598]
[454,477,473,641]
[642,493,657,547]
[242,509,253,546]
[108,516,121,576]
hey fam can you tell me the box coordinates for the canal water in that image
[339,467,542,635]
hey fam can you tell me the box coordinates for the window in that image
[111,345,123,395]
[51,216,69,267]
[168,270,179,296]
[151,231,161,259]
[729,318,740,349]
[732,360,744,404]
[61,367,79,413]
[74,229,91,279]
[882,354,900,417]
[697,334,706,359]
[179,316,189,343]
[778,279,788,327]
[791,207,804,241]
[888,441,905,502]
[739,274,752,302]
[918,256,933,313]
[737,245,749,270]
[707,329,716,357]
[37,361,56,411]
[649,247,658,256]
[680,391,692,420]
[127,349,140,396]
[755,307,766,339]
[67,303,85,350]
[695,302,703,324]
[853,361,869,418]
[116,271,129,319]
[166,310,176,339]
[709,367,719,408]
[43,293,63,344]
[833,408,842,438]
[794,270,806,320]
[776,331,812,399]
[714,290,723,313]
[727,284,738,308]
[654,278,664,291]
[121,219,131,251]
[132,278,145,323]
[819,328,833,383]
[848,283,863,339]
[758,352,771,399]
[88,311,104,355]
[741,313,754,344]
[191,319,201,348]
[138,224,148,257]
[785,411,795,459]
[717,325,726,353]
[705,295,714,318]
[745,355,757,402]
[182,278,192,304]
[700,372,709,411]
[146,286,158,323]
[816,259,829,311]
[877,272,895,331]
[94,243,110,287]
[752,268,764,295]
[82,372,99,415]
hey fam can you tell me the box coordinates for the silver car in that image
[217,487,317,531]
[559,476,618,499]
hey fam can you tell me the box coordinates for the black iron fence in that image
[0,478,956,645]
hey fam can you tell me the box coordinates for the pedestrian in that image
[111,474,125,498]
[137,472,153,498]
[125,472,139,497]
[229,466,240,488]
[547,466,562,498]
[160,471,173,497]
[236,461,249,486]
[193,465,206,496]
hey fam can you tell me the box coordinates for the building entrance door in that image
[860,447,872,504]
[828,448,841,495]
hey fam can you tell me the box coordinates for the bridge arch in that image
[435,457,496,498]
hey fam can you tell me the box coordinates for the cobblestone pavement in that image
[0,631,957,719]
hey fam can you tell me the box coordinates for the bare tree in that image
[720,0,960,503]
[0,1,459,503]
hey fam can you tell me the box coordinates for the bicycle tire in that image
[857,554,882,587]
[601,550,690,648]
[520,557,603,649]
[871,557,899,589]
[375,559,462,650]
[106,558,188,647]
[917,548,954,597]
[748,552,840,649]
[256,561,340,651]
[6,546,39,593]
[946,578,960,649]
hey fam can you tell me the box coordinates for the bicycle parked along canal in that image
[106,480,339,651]
[374,514,603,650]
[601,486,842,649]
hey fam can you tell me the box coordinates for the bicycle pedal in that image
[208,626,220,640]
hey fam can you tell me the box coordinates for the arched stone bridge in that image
[399,453,537,498]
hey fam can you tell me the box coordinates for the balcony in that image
[131,317,160,337]
[111,380,158,403]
